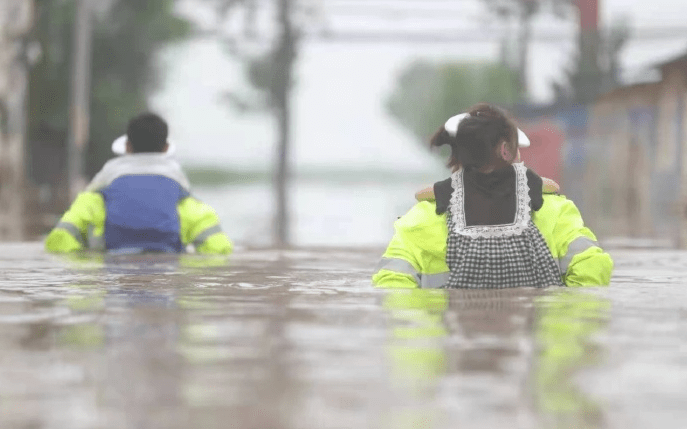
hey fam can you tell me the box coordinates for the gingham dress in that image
[443,163,562,289]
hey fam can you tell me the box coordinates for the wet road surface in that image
[0,243,685,429]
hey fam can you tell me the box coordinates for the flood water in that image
[0,243,686,429]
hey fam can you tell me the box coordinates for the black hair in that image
[126,113,168,153]
[430,103,518,170]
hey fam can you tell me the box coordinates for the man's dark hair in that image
[126,113,168,153]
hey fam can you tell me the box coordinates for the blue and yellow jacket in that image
[45,154,232,255]
[373,192,613,288]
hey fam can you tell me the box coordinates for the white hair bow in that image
[444,113,531,148]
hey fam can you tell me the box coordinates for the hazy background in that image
[150,0,687,246]
[151,0,687,169]
[4,0,687,247]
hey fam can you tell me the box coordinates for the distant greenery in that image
[185,167,270,186]
[29,0,192,178]
[386,61,520,144]
[184,166,437,187]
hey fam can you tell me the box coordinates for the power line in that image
[321,0,477,3]
[307,30,558,44]
[320,6,483,19]
[303,27,687,44]
[203,1,687,44]
[198,28,687,45]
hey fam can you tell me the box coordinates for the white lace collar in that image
[449,162,531,238]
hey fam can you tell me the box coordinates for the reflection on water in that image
[380,287,610,429]
[0,244,686,428]
[383,289,448,429]
[534,290,610,429]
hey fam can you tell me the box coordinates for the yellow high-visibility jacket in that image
[372,193,613,288]
[45,154,232,255]
[45,192,233,254]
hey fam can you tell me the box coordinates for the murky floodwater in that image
[0,243,686,429]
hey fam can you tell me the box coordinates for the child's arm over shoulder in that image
[415,178,453,204]
[414,175,561,201]
[415,186,435,201]
[542,177,560,194]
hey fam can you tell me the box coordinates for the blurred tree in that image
[553,18,631,104]
[28,0,192,178]
[386,61,520,144]
[482,0,542,97]
[204,0,318,246]
[484,0,629,104]
[482,0,607,100]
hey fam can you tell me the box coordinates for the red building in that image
[520,121,564,185]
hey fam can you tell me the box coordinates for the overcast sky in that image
[149,0,687,172]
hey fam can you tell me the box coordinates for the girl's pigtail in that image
[430,127,461,170]
[430,128,453,149]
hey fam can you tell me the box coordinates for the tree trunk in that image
[516,7,531,98]
[0,0,34,241]
[273,0,295,247]
[67,0,93,201]
[575,0,601,103]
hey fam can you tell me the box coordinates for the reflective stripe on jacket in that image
[45,191,233,255]
[372,194,613,288]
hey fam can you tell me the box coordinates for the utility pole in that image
[574,0,600,103]
[0,0,34,241]
[487,0,538,99]
[67,0,93,201]
[516,2,533,97]
[273,0,296,247]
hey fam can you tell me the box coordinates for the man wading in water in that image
[45,113,233,255]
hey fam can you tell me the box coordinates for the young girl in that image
[427,103,562,289]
